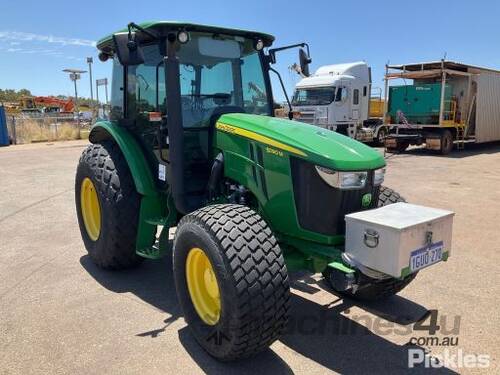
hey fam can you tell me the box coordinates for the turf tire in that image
[173,204,290,361]
[75,141,143,269]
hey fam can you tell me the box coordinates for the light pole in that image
[86,57,94,106]
[63,68,86,138]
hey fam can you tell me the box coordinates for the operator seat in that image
[182,105,245,212]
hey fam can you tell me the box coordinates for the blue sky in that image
[1,0,499,101]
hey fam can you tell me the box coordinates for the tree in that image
[0,88,33,102]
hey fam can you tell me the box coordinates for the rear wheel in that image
[75,141,143,269]
[440,129,454,155]
[325,186,418,301]
[173,204,290,360]
[375,127,387,146]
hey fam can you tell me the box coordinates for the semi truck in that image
[383,60,500,154]
[291,61,386,144]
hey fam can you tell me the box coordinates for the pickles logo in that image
[362,193,372,207]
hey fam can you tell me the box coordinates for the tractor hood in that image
[216,113,385,170]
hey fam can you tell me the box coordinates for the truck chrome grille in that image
[297,112,315,124]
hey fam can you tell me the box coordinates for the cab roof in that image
[97,21,275,51]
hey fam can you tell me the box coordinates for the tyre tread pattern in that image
[177,204,290,360]
[77,141,142,269]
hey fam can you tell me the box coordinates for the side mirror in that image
[299,48,311,77]
[113,33,145,66]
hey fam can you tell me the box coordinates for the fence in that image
[6,114,92,144]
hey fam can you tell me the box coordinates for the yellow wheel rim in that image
[80,177,101,241]
[185,248,221,325]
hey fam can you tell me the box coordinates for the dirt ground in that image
[0,140,499,374]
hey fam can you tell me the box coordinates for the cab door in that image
[334,82,351,122]
[351,84,361,122]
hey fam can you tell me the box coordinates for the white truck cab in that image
[292,62,380,142]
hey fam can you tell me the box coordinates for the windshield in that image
[125,33,270,127]
[292,87,336,106]
[177,33,270,127]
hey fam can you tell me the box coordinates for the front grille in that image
[297,112,315,124]
[291,157,379,236]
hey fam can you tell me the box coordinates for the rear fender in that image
[89,121,172,253]
[89,121,157,196]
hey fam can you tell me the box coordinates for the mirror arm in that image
[268,42,310,64]
[269,66,293,120]
[128,22,161,40]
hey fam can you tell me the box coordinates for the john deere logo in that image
[362,193,372,207]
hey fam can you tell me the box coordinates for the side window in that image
[363,86,367,97]
[110,58,124,120]
[353,89,359,105]
[241,52,269,115]
[335,87,348,102]
[335,87,342,102]
[126,44,165,124]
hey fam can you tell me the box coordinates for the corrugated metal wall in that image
[476,72,500,143]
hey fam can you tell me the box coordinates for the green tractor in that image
[76,22,418,360]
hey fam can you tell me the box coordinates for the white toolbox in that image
[345,203,454,278]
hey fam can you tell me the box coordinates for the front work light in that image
[177,31,190,44]
[316,166,367,190]
[254,39,264,51]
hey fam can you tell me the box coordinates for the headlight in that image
[315,166,367,189]
[315,107,328,118]
[373,168,385,186]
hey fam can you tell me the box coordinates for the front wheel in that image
[173,204,290,360]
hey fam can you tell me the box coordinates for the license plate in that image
[409,241,443,272]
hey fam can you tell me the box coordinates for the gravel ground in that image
[0,140,498,374]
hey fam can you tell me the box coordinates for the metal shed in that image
[384,60,500,145]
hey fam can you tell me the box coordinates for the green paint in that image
[90,121,158,196]
[277,233,345,273]
[215,113,384,254]
[362,193,372,207]
[328,261,356,274]
[97,21,275,50]
[400,266,411,279]
[218,113,386,171]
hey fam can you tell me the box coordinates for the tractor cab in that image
[96,22,306,213]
